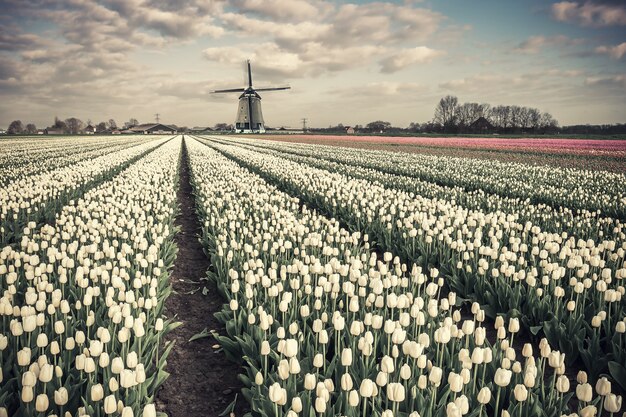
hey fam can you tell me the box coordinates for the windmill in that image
[212,60,290,133]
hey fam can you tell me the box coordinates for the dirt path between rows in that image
[156,138,249,417]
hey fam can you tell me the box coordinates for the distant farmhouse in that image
[44,127,65,135]
[345,126,355,135]
[84,124,96,134]
[122,123,177,134]
[190,126,214,134]
[469,117,494,133]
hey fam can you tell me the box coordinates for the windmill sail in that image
[211,60,290,134]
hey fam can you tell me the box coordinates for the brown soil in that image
[156,139,249,417]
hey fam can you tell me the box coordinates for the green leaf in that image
[608,361,626,391]
[219,393,238,416]
[530,325,543,336]
[189,328,211,342]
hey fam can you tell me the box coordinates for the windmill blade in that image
[212,88,245,93]
[247,60,253,88]
[255,86,291,92]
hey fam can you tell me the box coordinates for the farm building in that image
[469,116,494,133]
[345,126,355,135]
[44,128,65,135]
[84,124,96,134]
[122,123,177,134]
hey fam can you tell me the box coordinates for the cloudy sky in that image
[1,0,625,129]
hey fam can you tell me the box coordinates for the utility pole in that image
[155,113,160,123]
[301,118,307,132]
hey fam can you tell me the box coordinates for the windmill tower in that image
[212,60,290,133]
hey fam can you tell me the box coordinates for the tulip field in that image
[1,134,625,417]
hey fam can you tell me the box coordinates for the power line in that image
[302,118,307,132]
[155,113,160,123]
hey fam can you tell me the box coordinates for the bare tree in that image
[125,118,139,128]
[528,108,541,130]
[108,119,117,129]
[434,95,459,131]
[540,112,559,132]
[65,118,84,134]
[7,120,24,134]
[477,103,491,119]
[489,106,506,129]
[509,106,522,131]
[366,120,392,132]
[51,117,68,133]
[25,123,37,134]
[454,103,473,129]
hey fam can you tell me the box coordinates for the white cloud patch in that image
[552,1,626,27]
[585,74,626,87]
[203,42,384,79]
[379,47,444,73]
[513,35,583,54]
[209,2,447,78]
[595,42,626,59]
[231,0,329,22]
[343,81,427,97]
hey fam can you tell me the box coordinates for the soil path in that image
[156,138,249,417]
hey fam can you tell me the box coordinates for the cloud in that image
[0,56,22,80]
[438,69,586,94]
[204,43,303,79]
[336,81,427,98]
[220,2,443,49]
[219,12,332,46]
[213,2,444,78]
[0,27,50,52]
[595,42,626,59]
[513,35,583,53]
[585,74,626,87]
[203,42,384,79]
[231,0,328,22]
[379,46,444,73]
[328,3,442,45]
[551,1,626,27]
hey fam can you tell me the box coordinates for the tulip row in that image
[0,136,173,247]
[0,136,182,416]
[185,137,623,417]
[212,137,624,245]
[225,136,626,220]
[196,136,626,387]
[0,136,155,186]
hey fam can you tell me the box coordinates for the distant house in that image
[345,126,355,135]
[0,128,6,135]
[111,130,121,135]
[37,129,45,135]
[469,117,494,133]
[122,123,177,134]
[84,124,96,134]
[44,128,65,135]
[190,126,214,134]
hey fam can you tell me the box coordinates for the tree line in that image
[313,95,625,135]
[4,117,141,134]
[428,95,559,134]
